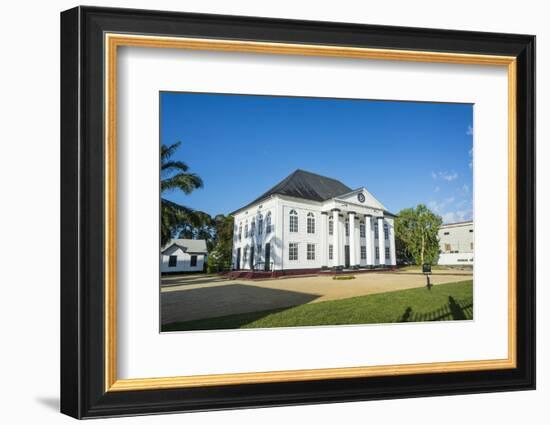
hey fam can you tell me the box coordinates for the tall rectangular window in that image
[345,220,349,236]
[307,244,315,260]
[360,223,365,238]
[190,255,197,267]
[307,213,315,234]
[384,224,389,240]
[265,213,272,233]
[375,247,379,259]
[289,243,298,261]
[329,244,333,260]
[374,222,379,239]
[385,247,390,258]
[329,218,333,235]
[168,255,177,267]
[289,210,298,233]
[258,216,263,235]
[361,246,366,260]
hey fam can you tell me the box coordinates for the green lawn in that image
[162,280,473,332]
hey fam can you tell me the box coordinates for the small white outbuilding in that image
[437,221,474,266]
[160,239,208,273]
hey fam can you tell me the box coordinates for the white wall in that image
[0,1,546,425]
[439,222,474,254]
[232,197,278,270]
[233,196,394,270]
[160,245,205,273]
[281,198,324,270]
[438,252,475,266]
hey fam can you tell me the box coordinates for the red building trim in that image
[224,266,396,280]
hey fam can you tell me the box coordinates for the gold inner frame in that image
[104,33,517,392]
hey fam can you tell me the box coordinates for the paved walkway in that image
[161,272,472,325]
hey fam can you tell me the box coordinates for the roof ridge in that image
[230,169,353,215]
[294,168,348,183]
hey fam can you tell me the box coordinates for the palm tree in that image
[161,141,204,245]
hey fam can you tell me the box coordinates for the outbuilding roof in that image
[162,239,208,254]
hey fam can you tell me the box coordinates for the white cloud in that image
[440,171,458,181]
[468,148,473,169]
[434,186,440,193]
[458,184,469,195]
[467,125,473,136]
[428,197,455,214]
[432,171,458,182]
[442,209,473,224]
[441,212,456,223]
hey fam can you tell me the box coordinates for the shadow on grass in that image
[162,306,298,332]
[398,296,473,323]
[161,284,321,328]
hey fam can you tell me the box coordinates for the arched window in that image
[360,222,365,238]
[289,209,298,233]
[250,219,255,236]
[307,212,315,234]
[258,215,263,235]
[265,212,272,233]
[328,216,334,235]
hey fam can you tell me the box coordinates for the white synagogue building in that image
[230,169,396,276]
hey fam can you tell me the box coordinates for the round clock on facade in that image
[357,193,365,203]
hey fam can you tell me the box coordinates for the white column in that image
[365,215,373,267]
[348,212,357,267]
[274,202,284,271]
[378,216,386,265]
[332,209,340,267]
[321,212,328,267]
[389,218,396,266]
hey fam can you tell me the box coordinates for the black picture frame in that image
[61,6,535,419]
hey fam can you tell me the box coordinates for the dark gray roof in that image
[233,169,353,213]
[162,239,208,254]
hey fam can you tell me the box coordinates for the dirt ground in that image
[161,271,473,325]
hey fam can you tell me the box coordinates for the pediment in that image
[335,188,386,210]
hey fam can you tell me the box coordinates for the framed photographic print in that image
[60,6,535,419]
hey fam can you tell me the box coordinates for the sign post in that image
[422,263,432,290]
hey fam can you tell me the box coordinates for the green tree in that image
[395,204,442,265]
[176,211,216,249]
[207,214,234,273]
[161,141,203,245]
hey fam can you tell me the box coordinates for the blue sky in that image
[160,92,473,224]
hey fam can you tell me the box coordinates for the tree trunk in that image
[420,232,425,265]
